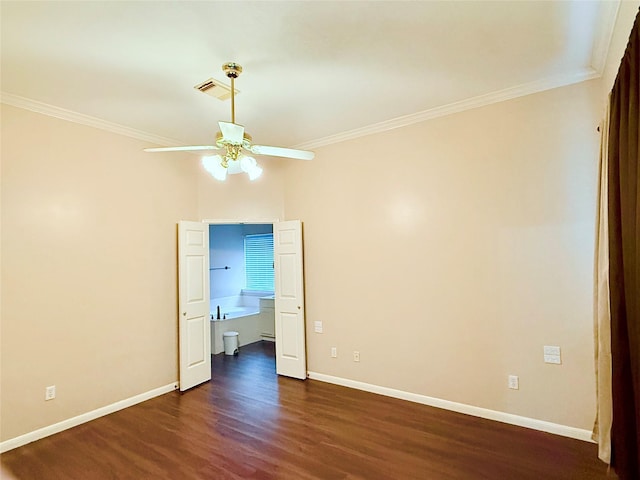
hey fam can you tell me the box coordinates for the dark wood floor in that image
[2,341,615,479]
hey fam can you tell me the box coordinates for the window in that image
[244,233,274,291]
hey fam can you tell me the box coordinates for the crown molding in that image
[294,67,600,151]
[0,92,183,147]
[2,63,602,154]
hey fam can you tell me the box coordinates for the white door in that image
[178,221,211,391]
[274,220,307,379]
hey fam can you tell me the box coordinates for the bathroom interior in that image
[209,223,275,355]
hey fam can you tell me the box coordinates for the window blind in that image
[244,233,274,291]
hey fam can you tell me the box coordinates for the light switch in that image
[314,321,323,333]
[544,354,562,364]
[543,345,561,356]
[543,345,561,364]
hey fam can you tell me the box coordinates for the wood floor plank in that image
[1,341,615,479]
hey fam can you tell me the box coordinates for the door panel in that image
[178,221,211,391]
[278,254,297,297]
[186,256,205,302]
[187,316,206,366]
[279,313,300,358]
[274,220,307,379]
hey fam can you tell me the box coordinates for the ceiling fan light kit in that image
[202,155,228,181]
[145,62,314,182]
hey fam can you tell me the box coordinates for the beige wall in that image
[2,5,636,440]
[0,104,286,442]
[0,105,202,441]
[284,80,602,429]
[198,159,285,221]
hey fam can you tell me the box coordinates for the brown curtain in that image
[608,8,640,480]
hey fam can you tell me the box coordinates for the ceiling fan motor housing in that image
[223,62,242,78]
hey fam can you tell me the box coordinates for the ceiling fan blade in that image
[249,145,315,160]
[218,121,245,144]
[144,145,219,152]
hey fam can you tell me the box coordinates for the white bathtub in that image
[211,305,259,320]
[209,294,275,354]
[210,293,260,319]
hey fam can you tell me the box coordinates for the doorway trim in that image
[204,218,308,380]
[202,218,281,225]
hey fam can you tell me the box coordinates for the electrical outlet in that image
[45,385,56,401]
[314,321,323,333]
[353,351,360,362]
[508,375,519,390]
[331,347,337,358]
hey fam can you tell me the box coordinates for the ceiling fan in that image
[144,62,315,181]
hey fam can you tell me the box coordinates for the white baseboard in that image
[307,372,594,443]
[2,374,594,453]
[0,382,178,453]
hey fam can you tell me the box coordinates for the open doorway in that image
[208,223,275,356]
[178,219,306,387]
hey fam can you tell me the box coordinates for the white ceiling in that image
[0,1,619,150]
